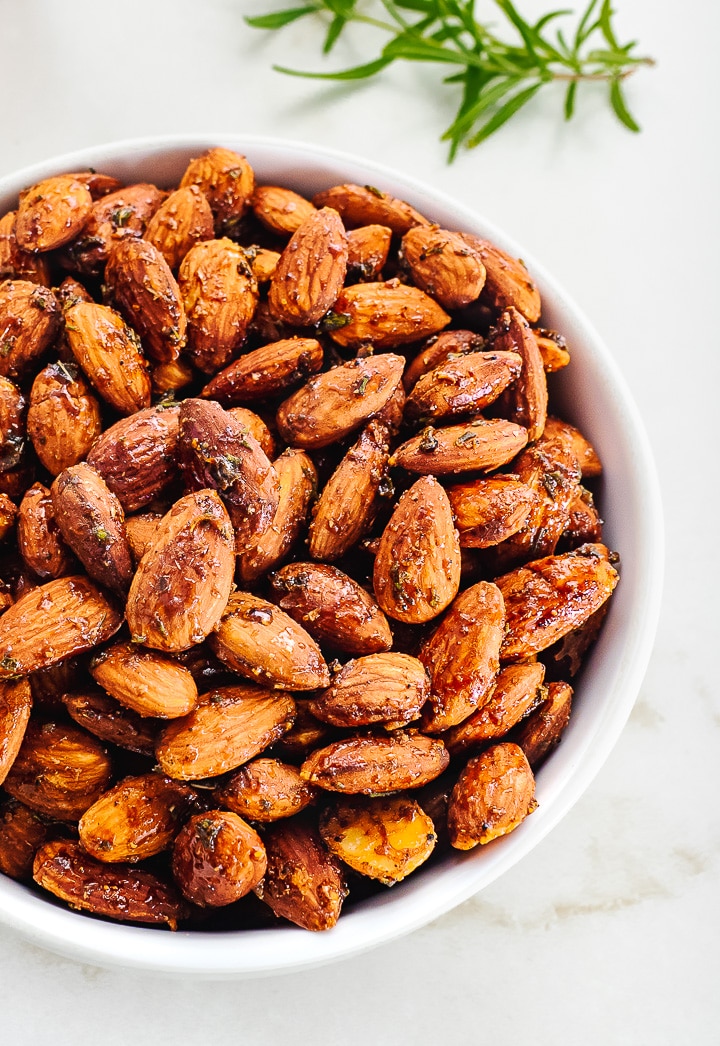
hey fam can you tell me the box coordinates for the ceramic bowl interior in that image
[0,135,664,977]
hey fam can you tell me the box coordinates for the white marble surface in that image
[0,0,718,1041]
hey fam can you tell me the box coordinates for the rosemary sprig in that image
[246,0,654,160]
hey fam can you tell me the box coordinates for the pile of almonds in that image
[0,148,619,933]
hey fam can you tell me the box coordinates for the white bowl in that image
[0,135,663,977]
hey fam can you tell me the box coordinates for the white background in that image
[1,1,718,1042]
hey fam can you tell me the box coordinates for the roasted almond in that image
[63,689,159,756]
[126,489,235,653]
[79,772,202,862]
[0,210,52,285]
[403,329,485,392]
[151,355,195,394]
[447,742,537,849]
[210,591,330,691]
[90,641,198,719]
[27,361,102,476]
[325,280,450,350]
[16,483,74,580]
[513,680,573,767]
[179,147,255,234]
[144,184,214,270]
[402,225,486,310]
[542,416,602,478]
[0,492,16,541]
[0,376,26,473]
[461,234,542,323]
[216,758,316,822]
[310,652,429,729]
[276,353,404,449]
[420,580,505,733]
[447,474,539,548]
[200,336,324,406]
[60,182,167,274]
[443,661,546,755]
[227,407,277,458]
[125,512,164,565]
[268,207,348,327]
[251,185,316,236]
[373,475,461,624]
[492,305,548,442]
[4,720,112,819]
[172,809,266,906]
[346,224,392,281]
[0,575,123,678]
[391,418,528,475]
[33,839,187,927]
[105,237,187,364]
[270,561,393,656]
[155,684,296,781]
[64,301,152,415]
[301,732,450,795]
[0,677,32,785]
[562,488,604,548]
[405,349,522,422]
[534,328,570,372]
[178,238,258,373]
[311,183,429,233]
[0,280,60,380]
[0,798,48,880]
[15,175,93,252]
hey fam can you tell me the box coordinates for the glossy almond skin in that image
[251,185,316,236]
[125,512,163,565]
[461,234,542,323]
[513,680,573,767]
[447,475,539,548]
[403,329,484,392]
[15,175,93,251]
[90,641,198,719]
[177,398,279,554]
[277,354,404,450]
[51,462,133,595]
[237,448,317,585]
[79,772,202,862]
[493,306,548,442]
[16,483,74,580]
[542,416,602,478]
[86,403,180,513]
[496,544,619,659]
[27,362,102,475]
[64,301,152,415]
[310,652,429,729]
[405,349,522,422]
[33,839,187,927]
[151,355,195,394]
[227,408,277,459]
[0,677,32,785]
[0,280,60,379]
[210,591,330,691]
[0,376,26,473]
[216,758,316,822]
[200,337,324,406]
[319,795,436,885]
[4,720,112,819]
[63,689,158,756]
[258,815,347,931]
[443,661,546,755]
[402,225,486,310]
[105,237,187,364]
[0,492,16,541]
[61,182,167,274]
[448,742,537,849]
[326,281,450,350]
[126,489,235,653]
[420,581,505,733]
[373,476,461,624]
[155,684,296,781]
[535,329,570,372]
[0,798,48,880]
[312,183,429,233]
[270,562,393,656]
[0,575,123,678]
[307,420,390,561]
[179,148,255,234]
[144,184,214,269]
[0,210,52,284]
[178,238,258,373]
[268,207,348,326]
[346,224,392,280]
[392,418,528,475]
[301,732,450,794]
[172,810,266,906]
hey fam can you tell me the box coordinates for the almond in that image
[0,575,123,678]
[534,328,570,372]
[200,336,324,406]
[27,361,102,475]
[248,247,280,283]
[346,224,392,281]
[310,652,428,729]
[311,183,429,233]
[447,474,540,548]
[60,182,167,274]
[33,839,187,927]
[492,306,548,442]
[0,492,16,541]
[420,581,505,733]
[542,416,602,478]
[562,488,604,547]
[15,175,93,252]
[270,561,393,656]
[0,677,32,785]
[125,512,163,565]
[90,640,198,719]
[373,475,461,625]
[216,758,316,822]
[79,772,202,862]
[403,329,485,392]
[0,280,60,380]
[391,418,528,475]
[105,237,187,364]
[405,349,522,422]
[461,234,542,323]
[126,489,235,653]
[63,689,159,756]
[179,148,255,234]
[0,376,26,473]
[151,355,195,394]
[496,543,619,659]
[155,684,296,780]
[447,742,537,849]
[16,483,74,580]
[402,225,486,310]
[226,408,277,458]
[171,810,266,906]
[63,171,124,199]
[4,720,112,819]
[443,661,546,755]
[301,732,449,794]
[325,281,450,350]
[251,185,316,236]
[276,354,404,449]
[0,798,48,880]
[0,210,52,285]
[513,680,573,767]
[144,184,214,269]
[64,301,152,415]
[178,238,258,373]
[268,207,348,326]
[210,591,330,691]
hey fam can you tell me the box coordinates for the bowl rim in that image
[0,134,664,977]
